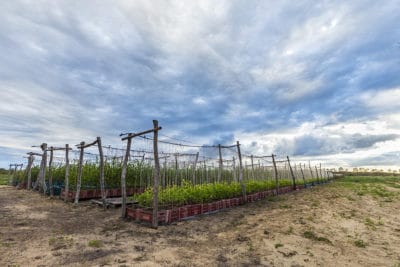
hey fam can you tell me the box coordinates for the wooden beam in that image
[218,144,222,182]
[97,137,106,206]
[192,152,199,184]
[272,154,279,195]
[64,144,70,202]
[236,141,246,199]
[121,126,162,141]
[287,156,296,190]
[120,137,132,218]
[48,147,54,197]
[152,120,161,229]
[74,142,85,204]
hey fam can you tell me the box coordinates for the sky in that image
[0,0,399,170]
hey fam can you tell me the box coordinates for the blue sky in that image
[0,0,399,170]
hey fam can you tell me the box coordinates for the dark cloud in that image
[0,1,399,167]
[284,134,400,156]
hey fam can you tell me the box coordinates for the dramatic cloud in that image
[0,0,399,169]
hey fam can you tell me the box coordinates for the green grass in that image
[88,240,103,248]
[332,176,400,201]
[303,231,332,244]
[354,239,367,248]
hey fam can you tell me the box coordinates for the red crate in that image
[192,204,202,215]
[178,206,188,219]
[140,211,152,223]
[126,207,136,219]
[201,203,209,213]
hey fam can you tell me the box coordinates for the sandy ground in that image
[1,182,399,267]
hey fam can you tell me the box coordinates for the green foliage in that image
[303,231,332,244]
[88,240,103,248]
[133,179,293,208]
[354,239,367,248]
[333,176,400,201]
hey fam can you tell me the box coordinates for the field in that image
[1,175,399,266]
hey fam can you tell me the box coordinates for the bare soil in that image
[1,182,399,267]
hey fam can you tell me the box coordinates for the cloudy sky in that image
[0,0,399,169]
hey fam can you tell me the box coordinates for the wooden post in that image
[308,161,314,183]
[218,144,222,182]
[319,163,323,181]
[162,157,167,189]
[236,141,246,199]
[121,136,132,218]
[64,144,70,202]
[40,143,48,194]
[287,156,296,190]
[192,152,199,184]
[272,154,279,195]
[174,154,178,185]
[299,163,306,186]
[74,142,85,204]
[250,155,255,180]
[315,166,320,183]
[232,156,237,182]
[27,155,34,190]
[97,137,106,204]
[48,147,54,197]
[152,120,160,229]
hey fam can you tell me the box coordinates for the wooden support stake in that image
[272,154,279,195]
[27,155,34,190]
[299,163,306,186]
[192,152,199,184]
[64,144,70,202]
[232,156,237,182]
[236,141,246,199]
[251,155,255,180]
[162,157,167,189]
[39,143,48,194]
[319,163,323,181]
[309,161,314,182]
[218,144,222,182]
[287,156,296,190]
[120,136,132,218]
[74,142,85,204]
[48,147,54,197]
[315,166,320,183]
[97,137,106,205]
[152,120,161,229]
[174,154,178,185]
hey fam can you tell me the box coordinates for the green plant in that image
[88,240,103,248]
[303,231,332,244]
[354,239,367,248]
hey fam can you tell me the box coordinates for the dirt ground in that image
[1,180,399,267]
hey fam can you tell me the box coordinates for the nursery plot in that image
[1,175,399,266]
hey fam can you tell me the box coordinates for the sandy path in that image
[0,182,399,267]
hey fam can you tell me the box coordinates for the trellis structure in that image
[10,120,333,226]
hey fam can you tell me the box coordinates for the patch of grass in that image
[279,204,292,209]
[303,231,332,244]
[364,217,377,230]
[88,240,103,248]
[354,239,367,248]
[274,243,284,248]
[333,176,399,200]
[285,226,294,234]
